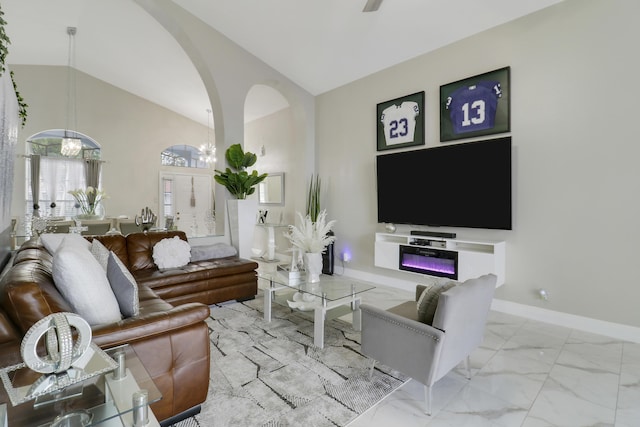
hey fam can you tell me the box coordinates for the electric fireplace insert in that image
[399,245,458,280]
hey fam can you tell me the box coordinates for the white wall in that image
[317,0,640,328]
[10,65,212,221]
[245,107,307,223]
[134,0,317,235]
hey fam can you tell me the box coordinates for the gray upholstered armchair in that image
[360,274,497,415]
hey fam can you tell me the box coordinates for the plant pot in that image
[227,198,258,260]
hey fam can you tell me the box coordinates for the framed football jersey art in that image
[376,91,425,151]
[440,67,510,142]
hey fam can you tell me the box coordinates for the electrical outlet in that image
[538,289,549,300]
[342,252,351,263]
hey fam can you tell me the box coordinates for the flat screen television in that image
[376,137,512,230]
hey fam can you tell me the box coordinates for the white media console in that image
[374,232,505,286]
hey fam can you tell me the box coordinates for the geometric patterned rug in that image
[171,294,408,426]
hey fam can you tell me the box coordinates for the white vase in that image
[76,201,105,220]
[304,252,323,283]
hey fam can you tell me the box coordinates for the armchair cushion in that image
[417,281,457,325]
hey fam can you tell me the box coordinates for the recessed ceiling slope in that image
[174,0,564,95]
[2,0,564,124]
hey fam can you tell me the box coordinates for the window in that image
[25,130,102,217]
[28,129,101,160]
[162,177,173,218]
[161,145,208,169]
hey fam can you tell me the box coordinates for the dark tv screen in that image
[376,137,512,230]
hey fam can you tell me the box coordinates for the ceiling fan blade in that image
[363,0,383,12]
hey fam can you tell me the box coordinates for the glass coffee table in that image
[0,344,161,427]
[259,271,376,348]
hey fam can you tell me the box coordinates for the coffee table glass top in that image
[0,344,161,426]
[259,271,376,301]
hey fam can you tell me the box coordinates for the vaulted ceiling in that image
[2,0,563,125]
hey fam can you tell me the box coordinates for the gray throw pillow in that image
[417,281,457,325]
[190,243,237,261]
[107,251,139,318]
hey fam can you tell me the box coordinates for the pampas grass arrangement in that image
[285,210,336,253]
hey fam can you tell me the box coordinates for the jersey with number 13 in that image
[446,81,502,134]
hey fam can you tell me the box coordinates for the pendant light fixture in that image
[61,26,82,157]
[198,108,217,164]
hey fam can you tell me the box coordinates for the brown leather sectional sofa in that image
[0,230,258,424]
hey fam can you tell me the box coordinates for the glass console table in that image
[254,223,290,261]
[0,344,161,427]
[259,271,376,349]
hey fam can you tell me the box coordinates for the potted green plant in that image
[305,174,336,275]
[215,144,267,259]
[307,174,321,222]
[214,143,267,199]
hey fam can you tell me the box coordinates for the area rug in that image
[171,294,408,426]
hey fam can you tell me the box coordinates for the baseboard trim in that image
[490,299,640,344]
[343,267,640,344]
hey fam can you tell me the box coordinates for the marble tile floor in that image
[345,284,640,427]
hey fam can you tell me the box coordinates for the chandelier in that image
[61,26,82,157]
[199,109,216,164]
[61,136,81,156]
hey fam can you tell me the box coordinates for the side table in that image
[0,344,161,427]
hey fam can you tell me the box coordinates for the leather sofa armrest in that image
[0,310,20,345]
[0,310,22,366]
[91,302,210,348]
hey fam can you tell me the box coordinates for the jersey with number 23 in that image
[381,101,419,145]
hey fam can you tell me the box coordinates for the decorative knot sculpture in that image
[21,312,92,375]
[135,207,157,233]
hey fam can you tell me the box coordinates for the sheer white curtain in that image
[26,157,87,217]
[41,157,58,209]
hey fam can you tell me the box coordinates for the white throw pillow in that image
[152,236,191,269]
[42,233,90,254]
[91,239,110,271]
[52,243,122,326]
[107,251,139,318]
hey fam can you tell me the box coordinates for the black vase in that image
[322,230,335,275]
